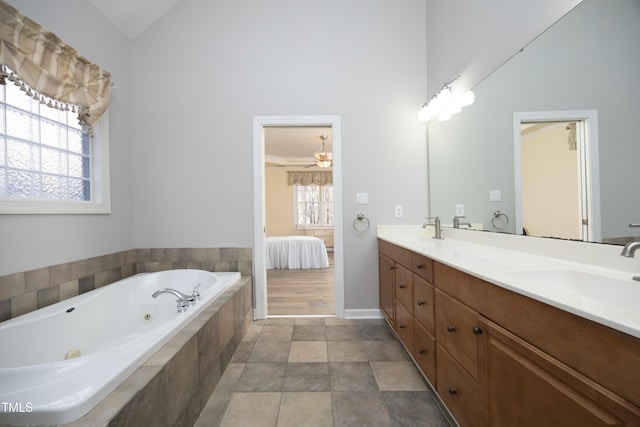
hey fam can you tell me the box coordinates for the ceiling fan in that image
[306,135,333,168]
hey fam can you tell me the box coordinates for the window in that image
[0,81,110,214]
[294,184,334,228]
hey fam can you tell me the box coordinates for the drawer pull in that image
[448,387,458,396]
[416,264,424,269]
[417,300,426,306]
[418,348,426,355]
[389,266,395,271]
[399,284,406,289]
[399,324,407,329]
[447,325,456,333]
[472,326,483,335]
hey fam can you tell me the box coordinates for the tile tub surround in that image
[1,275,253,427]
[0,247,253,322]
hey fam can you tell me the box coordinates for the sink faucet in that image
[152,288,195,313]
[620,241,640,281]
[422,216,443,239]
[453,216,472,229]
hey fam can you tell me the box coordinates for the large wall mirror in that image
[428,0,640,245]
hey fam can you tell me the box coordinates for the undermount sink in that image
[497,268,639,313]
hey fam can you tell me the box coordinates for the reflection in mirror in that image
[516,113,598,242]
[428,0,640,245]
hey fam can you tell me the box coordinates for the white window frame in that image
[293,183,334,230]
[0,111,111,214]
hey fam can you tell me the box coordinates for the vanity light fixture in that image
[418,76,475,123]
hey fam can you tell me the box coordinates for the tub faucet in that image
[152,288,193,313]
[422,216,443,239]
[620,241,640,281]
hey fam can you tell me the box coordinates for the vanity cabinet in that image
[378,240,436,385]
[480,316,637,427]
[377,238,640,427]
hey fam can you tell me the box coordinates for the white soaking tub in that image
[0,269,241,425]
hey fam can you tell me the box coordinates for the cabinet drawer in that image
[411,252,433,282]
[413,321,436,386]
[413,276,434,333]
[378,240,412,267]
[437,344,484,427]
[395,265,413,313]
[395,300,413,349]
[435,289,481,380]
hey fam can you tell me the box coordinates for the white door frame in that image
[513,110,601,242]
[252,115,344,319]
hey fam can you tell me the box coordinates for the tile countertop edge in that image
[377,225,640,340]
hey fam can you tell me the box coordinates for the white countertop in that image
[377,226,640,339]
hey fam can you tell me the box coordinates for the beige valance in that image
[0,1,112,131]
[287,171,333,186]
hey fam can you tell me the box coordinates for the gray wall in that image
[0,0,136,275]
[131,0,429,311]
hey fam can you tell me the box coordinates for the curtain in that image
[0,1,112,131]
[287,171,333,186]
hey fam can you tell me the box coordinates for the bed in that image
[267,236,330,269]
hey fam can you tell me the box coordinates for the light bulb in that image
[459,90,475,107]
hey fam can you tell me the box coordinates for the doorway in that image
[253,116,344,320]
[513,110,601,242]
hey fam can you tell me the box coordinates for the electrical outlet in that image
[356,193,368,204]
[455,204,464,216]
[490,190,502,202]
[394,205,403,218]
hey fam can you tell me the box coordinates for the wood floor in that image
[267,253,335,316]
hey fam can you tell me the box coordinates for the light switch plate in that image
[356,193,368,204]
[490,190,502,202]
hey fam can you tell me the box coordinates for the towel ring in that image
[492,210,509,230]
[353,213,370,233]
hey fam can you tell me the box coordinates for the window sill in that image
[0,199,111,214]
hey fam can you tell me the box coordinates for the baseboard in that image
[343,308,383,319]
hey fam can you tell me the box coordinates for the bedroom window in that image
[294,184,334,228]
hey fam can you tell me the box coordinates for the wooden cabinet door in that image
[437,344,484,427]
[413,320,436,385]
[395,265,413,313]
[480,317,639,427]
[435,289,481,380]
[413,276,434,333]
[395,300,413,349]
[378,255,395,324]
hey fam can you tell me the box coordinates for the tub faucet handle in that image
[192,284,201,301]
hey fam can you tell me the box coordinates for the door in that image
[514,110,601,242]
[253,116,344,319]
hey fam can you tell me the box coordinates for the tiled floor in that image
[194,317,451,427]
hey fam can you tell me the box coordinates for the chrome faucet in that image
[620,241,640,281]
[422,216,443,239]
[152,288,194,313]
[621,241,640,258]
[453,216,472,229]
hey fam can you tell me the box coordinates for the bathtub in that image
[0,269,241,425]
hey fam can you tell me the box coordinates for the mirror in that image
[428,0,640,245]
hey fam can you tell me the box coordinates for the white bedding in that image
[267,236,330,269]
